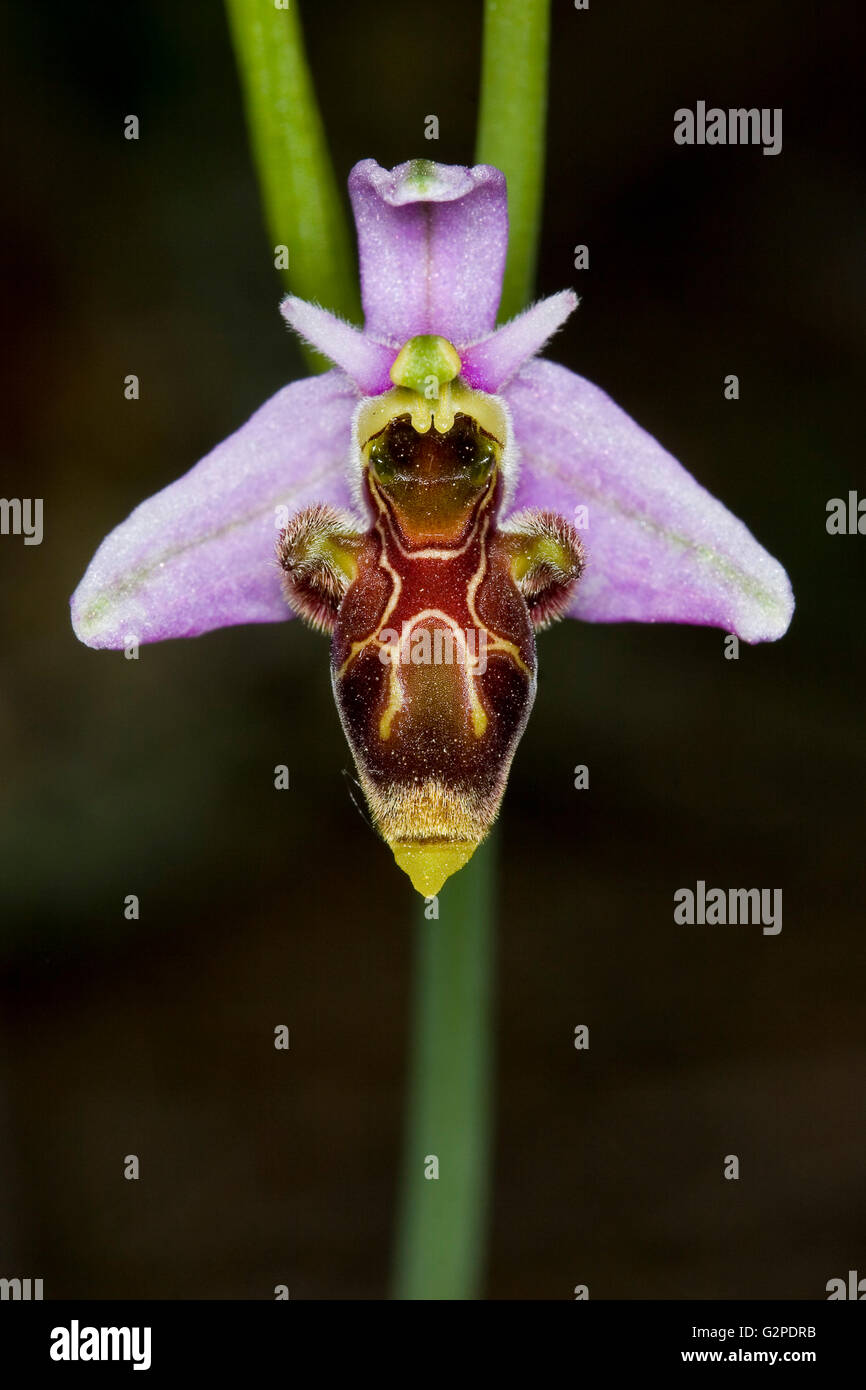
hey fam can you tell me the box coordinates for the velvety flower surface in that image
[71,157,793,649]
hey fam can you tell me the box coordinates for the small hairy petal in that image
[276,502,363,635]
[500,507,586,631]
[71,371,357,648]
[461,291,578,392]
[280,296,395,394]
[505,359,794,643]
[348,158,508,347]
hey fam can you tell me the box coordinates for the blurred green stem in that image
[476,0,551,319]
[224,0,359,370]
[393,835,496,1300]
[394,0,549,1303]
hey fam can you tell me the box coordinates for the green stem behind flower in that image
[476,0,551,320]
[393,833,496,1300]
[393,0,549,1302]
[224,0,360,369]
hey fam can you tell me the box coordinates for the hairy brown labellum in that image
[278,361,584,895]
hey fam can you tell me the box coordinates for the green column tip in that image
[390,336,462,395]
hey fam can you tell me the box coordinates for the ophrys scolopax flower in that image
[72,158,793,895]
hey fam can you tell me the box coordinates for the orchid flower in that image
[71,157,793,896]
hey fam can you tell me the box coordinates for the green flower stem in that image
[394,0,549,1303]
[476,0,551,320]
[393,833,496,1300]
[224,0,360,370]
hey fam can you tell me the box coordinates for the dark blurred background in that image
[0,0,863,1298]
